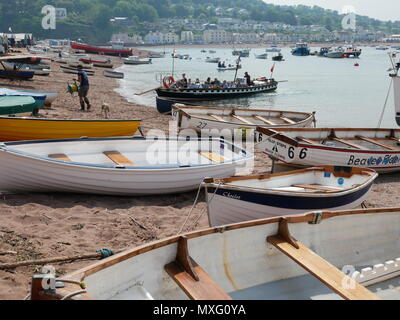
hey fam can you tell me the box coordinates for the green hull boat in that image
[0,96,37,115]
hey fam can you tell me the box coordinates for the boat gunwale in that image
[173,106,316,125]
[203,167,378,197]
[63,206,400,282]
[0,117,141,123]
[0,137,254,170]
[256,127,400,153]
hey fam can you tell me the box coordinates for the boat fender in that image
[163,76,175,88]
[96,248,114,259]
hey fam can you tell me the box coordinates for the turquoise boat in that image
[0,88,46,109]
[0,96,37,115]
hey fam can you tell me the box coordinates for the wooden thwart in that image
[48,153,71,161]
[165,260,232,300]
[332,138,365,150]
[232,115,254,125]
[280,116,296,124]
[209,114,227,122]
[199,151,225,163]
[356,136,399,151]
[267,232,380,300]
[292,184,342,192]
[254,115,276,126]
[296,137,320,145]
[165,236,231,300]
[103,150,134,166]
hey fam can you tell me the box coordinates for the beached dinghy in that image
[103,70,124,79]
[30,207,400,300]
[0,89,46,110]
[203,166,378,227]
[0,96,38,115]
[256,127,400,173]
[60,65,95,76]
[0,137,253,195]
[172,106,316,138]
[0,117,141,141]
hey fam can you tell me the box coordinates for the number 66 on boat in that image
[256,127,400,173]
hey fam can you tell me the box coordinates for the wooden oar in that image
[135,86,161,95]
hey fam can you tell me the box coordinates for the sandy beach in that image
[0,49,399,300]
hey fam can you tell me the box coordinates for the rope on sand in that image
[0,248,116,270]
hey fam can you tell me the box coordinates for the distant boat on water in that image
[291,43,310,56]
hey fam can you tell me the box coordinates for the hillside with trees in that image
[0,0,399,43]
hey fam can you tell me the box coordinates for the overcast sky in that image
[265,0,400,21]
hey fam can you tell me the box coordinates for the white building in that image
[203,30,231,44]
[181,31,194,43]
[111,33,143,45]
[144,32,179,44]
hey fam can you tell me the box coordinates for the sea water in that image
[115,46,397,128]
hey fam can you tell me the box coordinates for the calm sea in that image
[115,46,397,128]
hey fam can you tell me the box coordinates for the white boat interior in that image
[174,106,315,127]
[206,166,377,195]
[2,137,250,168]
[258,128,400,152]
[42,208,400,300]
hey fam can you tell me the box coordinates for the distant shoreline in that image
[133,42,390,51]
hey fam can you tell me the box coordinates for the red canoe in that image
[70,42,132,57]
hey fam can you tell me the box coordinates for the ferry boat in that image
[156,76,278,102]
[291,43,310,56]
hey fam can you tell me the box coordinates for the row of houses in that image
[111,29,390,45]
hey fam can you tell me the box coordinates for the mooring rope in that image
[377,78,393,128]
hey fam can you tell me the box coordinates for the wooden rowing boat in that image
[0,137,253,195]
[29,207,400,300]
[172,106,316,138]
[0,117,141,141]
[203,166,378,227]
[256,127,400,173]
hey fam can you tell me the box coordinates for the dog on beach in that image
[101,102,110,119]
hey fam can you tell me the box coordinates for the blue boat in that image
[0,70,34,80]
[292,43,310,56]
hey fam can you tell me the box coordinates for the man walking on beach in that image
[76,65,91,111]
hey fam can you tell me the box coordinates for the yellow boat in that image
[0,117,142,141]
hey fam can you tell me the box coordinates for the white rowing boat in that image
[256,127,400,173]
[30,207,400,300]
[0,137,253,195]
[203,166,378,227]
[172,105,316,139]
[103,70,124,79]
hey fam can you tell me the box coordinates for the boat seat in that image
[267,235,380,300]
[253,115,277,126]
[356,136,399,151]
[48,153,71,161]
[296,137,320,145]
[291,184,342,192]
[331,138,365,150]
[199,151,225,163]
[165,259,231,300]
[232,115,254,125]
[103,150,134,166]
[208,114,226,122]
[280,116,296,124]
